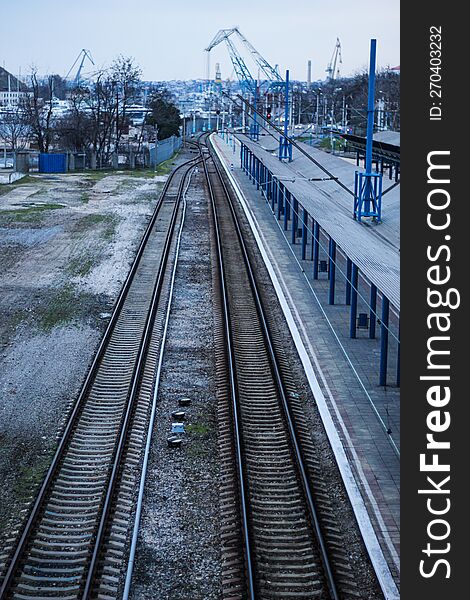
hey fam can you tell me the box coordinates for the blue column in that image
[313,221,320,279]
[369,284,377,339]
[277,183,283,220]
[328,238,336,305]
[256,158,260,189]
[349,264,358,338]
[345,258,352,305]
[379,296,390,386]
[284,190,290,231]
[271,178,276,212]
[365,43,377,176]
[279,70,293,161]
[291,197,298,244]
[301,208,308,260]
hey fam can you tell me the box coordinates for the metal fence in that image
[9,135,182,174]
[149,135,182,168]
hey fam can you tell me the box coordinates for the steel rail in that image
[204,135,340,600]
[122,159,197,600]
[200,140,256,600]
[0,154,200,600]
[82,158,199,598]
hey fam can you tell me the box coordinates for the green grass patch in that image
[0,203,64,223]
[37,284,78,331]
[66,253,99,278]
[155,153,179,176]
[13,455,52,504]
[185,423,211,436]
[73,212,119,241]
[126,169,160,179]
[77,213,107,227]
[85,170,115,182]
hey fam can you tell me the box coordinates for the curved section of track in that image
[204,136,361,600]
[0,155,199,600]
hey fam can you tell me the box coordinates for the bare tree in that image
[0,103,29,151]
[22,69,54,152]
[54,86,93,152]
[110,56,142,149]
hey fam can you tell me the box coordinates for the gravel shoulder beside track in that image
[0,159,186,561]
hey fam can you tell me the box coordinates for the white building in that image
[0,67,30,107]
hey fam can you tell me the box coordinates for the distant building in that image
[0,67,30,107]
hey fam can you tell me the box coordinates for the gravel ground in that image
[0,160,185,560]
[130,170,222,600]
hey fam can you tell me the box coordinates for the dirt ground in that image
[0,161,182,560]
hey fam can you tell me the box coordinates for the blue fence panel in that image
[39,153,67,173]
[149,135,182,168]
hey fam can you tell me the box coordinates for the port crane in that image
[66,49,95,86]
[326,38,342,80]
[205,27,283,95]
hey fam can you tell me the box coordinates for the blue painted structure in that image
[239,135,399,387]
[250,86,260,141]
[353,39,383,222]
[279,70,293,162]
[39,153,67,173]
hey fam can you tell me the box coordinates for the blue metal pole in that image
[349,264,358,338]
[363,39,377,215]
[277,183,283,220]
[328,238,336,305]
[369,284,377,339]
[291,197,298,244]
[345,257,352,305]
[301,208,308,260]
[379,295,390,386]
[284,70,289,143]
[365,40,376,175]
[279,70,291,161]
[284,189,289,230]
[272,178,276,212]
[253,86,258,141]
[313,221,320,279]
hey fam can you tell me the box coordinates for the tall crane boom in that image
[66,49,95,85]
[326,38,342,80]
[205,27,283,94]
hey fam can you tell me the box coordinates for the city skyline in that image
[2,0,399,82]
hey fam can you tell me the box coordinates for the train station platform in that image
[211,132,400,599]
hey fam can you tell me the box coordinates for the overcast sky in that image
[2,1,399,82]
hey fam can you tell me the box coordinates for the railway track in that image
[203,136,363,600]
[0,153,200,600]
